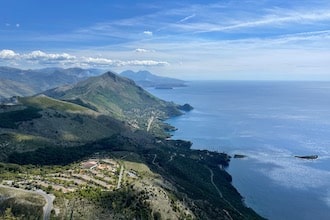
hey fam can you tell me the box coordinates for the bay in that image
[147,81,330,220]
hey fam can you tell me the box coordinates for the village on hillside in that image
[1,157,138,193]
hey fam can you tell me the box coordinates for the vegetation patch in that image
[0,107,42,129]
[0,187,44,219]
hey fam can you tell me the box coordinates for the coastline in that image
[149,81,330,220]
[159,107,265,219]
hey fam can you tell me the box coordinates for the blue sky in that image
[1,0,330,80]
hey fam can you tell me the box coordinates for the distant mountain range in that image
[0,66,102,99]
[0,78,35,98]
[120,70,186,88]
[0,67,185,99]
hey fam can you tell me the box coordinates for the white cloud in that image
[143,31,153,36]
[16,23,20,28]
[123,60,168,66]
[82,57,116,66]
[0,49,19,59]
[24,50,76,61]
[82,57,168,67]
[0,49,168,68]
[134,48,154,53]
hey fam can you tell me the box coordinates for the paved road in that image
[0,184,54,220]
[36,190,55,220]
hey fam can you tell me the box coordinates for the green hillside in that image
[0,72,181,159]
[0,95,127,160]
[0,71,264,220]
[19,95,96,114]
[44,71,182,132]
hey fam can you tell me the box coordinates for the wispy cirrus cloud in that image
[170,9,330,33]
[20,2,330,46]
[1,0,330,79]
[177,14,196,23]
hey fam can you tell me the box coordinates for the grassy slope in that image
[19,95,96,114]
[0,95,127,161]
[44,72,181,127]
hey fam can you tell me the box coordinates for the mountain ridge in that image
[120,70,186,88]
[0,66,102,99]
[43,71,182,134]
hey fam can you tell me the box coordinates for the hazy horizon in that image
[1,0,330,80]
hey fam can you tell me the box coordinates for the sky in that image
[0,0,330,80]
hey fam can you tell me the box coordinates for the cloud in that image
[82,57,168,67]
[172,10,330,33]
[178,14,196,23]
[143,31,153,36]
[24,50,76,61]
[0,49,168,68]
[82,57,116,66]
[123,60,168,66]
[5,23,10,27]
[16,23,20,28]
[134,48,154,53]
[0,49,19,59]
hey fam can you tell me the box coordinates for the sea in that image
[147,81,330,220]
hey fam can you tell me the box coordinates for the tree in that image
[1,208,19,220]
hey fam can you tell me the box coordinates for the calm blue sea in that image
[147,81,330,220]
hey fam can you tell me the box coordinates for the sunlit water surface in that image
[148,81,330,220]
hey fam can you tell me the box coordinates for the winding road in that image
[207,167,223,199]
[0,185,54,220]
[206,167,244,218]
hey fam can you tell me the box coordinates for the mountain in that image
[0,79,35,99]
[44,71,182,133]
[0,71,185,161]
[0,66,102,99]
[120,70,186,88]
[0,71,183,156]
[0,71,263,220]
[0,95,128,161]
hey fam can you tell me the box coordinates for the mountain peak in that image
[44,71,182,128]
[100,71,137,87]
